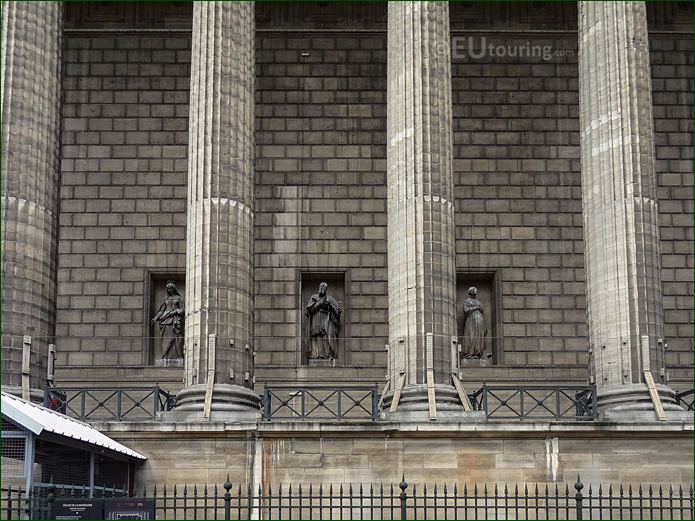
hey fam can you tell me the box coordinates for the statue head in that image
[318,282,328,297]
[468,286,478,297]
[166,281,180,296]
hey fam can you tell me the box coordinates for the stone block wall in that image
[106,425,693,488]
[651,35,694,383]
[253,33,388,370]
[54,3,693,389]
[57,36,190,367]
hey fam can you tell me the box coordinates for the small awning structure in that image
[2,392,145,460]
[1,391,145,495]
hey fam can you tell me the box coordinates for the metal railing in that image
[469,384,598,421]
[675,388,694,411]
[3,476,693,520]
[42,386,175,421]
[262,385,380,421]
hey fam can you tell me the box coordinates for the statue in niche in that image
[306,282,342,360]
[150,281,185,359]
[461,286,487,359]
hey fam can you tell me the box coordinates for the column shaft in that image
[176,2,258,415]
[1,2,63,398]
[578,1,682,418]
[383,2,463,417]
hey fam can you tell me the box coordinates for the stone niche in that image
[299,270,348,366]
[456,272,500,365]
[146,272,185,366]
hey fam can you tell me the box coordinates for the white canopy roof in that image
[1,391,146,460]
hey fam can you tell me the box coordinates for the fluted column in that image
[1,2,63,400]
[174,2,259,417]
[578,1,684,420]
[382,2,465,419]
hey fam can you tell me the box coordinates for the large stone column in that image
[1,2,63,400]
[381,2,468,420]
[578,1,685,420]
[174,2,259,418]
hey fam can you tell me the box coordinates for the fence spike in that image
[564,483,569,496]
[659,484,663,496]
[153,483,157,497]
[444,483,448,495]
[183,484,187,496]
[513,483,517,495]
[339,483,343,495]
[554,483,559,495]
[412,483,417,495]
[608,484,612,495]
[523,484,527,495]
[258,484,262,497]
[194,484,198,497]
[588,484,592,495]
[298,484,303,495]
[433,484,438,495]
[534,483,538,495]
[619,484,624,496]
[288,484,292,495]
[359,483,363,494]
[213,484,218,496]
[454,483,458,496]
[463,483,467,496]
[349,483,353,495]
[678,484,683,497]
[163,483,167,496]
[268,484,273,496]
[544,483,548,496]
[483,483,487,495]
[369,484,373,495]
[598,484,602,496]
[628,484,632,497]
[638,484,642,496]
[506,483,510,495]
[649,484,653,496]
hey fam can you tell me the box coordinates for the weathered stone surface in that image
[1,2,63,393]
[177,1,258,413]
[384,2,459,409]
[578,1,683,416]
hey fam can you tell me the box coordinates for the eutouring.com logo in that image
[435,36,575,62]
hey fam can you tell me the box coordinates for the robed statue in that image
[305,282,342,360]
[150,281,185,359]
[461,286,487,358]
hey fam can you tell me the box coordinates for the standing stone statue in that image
[461,286,487,359]
[150,281,185,359]
[306,282,342,360]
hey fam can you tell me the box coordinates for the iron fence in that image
[469,384,598,421]
[42,386,175,421]
[261,385,380,421]
[3,476,692,520]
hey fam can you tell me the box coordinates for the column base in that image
[380,383,486,422]
[597,383,691,422]
[1,385,45,404]
[167,383,261,422]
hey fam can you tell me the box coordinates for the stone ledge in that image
[91,418,694,437]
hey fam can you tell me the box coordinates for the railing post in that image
[263,385,271,420]
[43,388,49,408]
[47,477,56,520]
[482,383,489,416]
[591,386,598,419]
[224,476,232,521]
[399,476,408,520]
[574,475,584,520]
[80,391,86,420]
[116,390,122,420]
[154,385,160,417]
[372,384,379,421]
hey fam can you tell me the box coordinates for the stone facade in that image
[51,2,693,395]
[100,421,693,487]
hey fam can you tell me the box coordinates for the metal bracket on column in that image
[643,370,666,421]
[22,336,31,400]
[47,344,56,386]
[451,372,472,412]
[426,333,437,421]
[378,343,391,410]
[203,334,217,419]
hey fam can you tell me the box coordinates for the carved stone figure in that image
[151,281,185,359]
[461,286,487,359]
[305,282,342,360]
